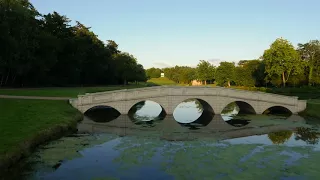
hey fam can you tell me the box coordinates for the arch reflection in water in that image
[221,102,252,127]
[173,98,214,129]
[84,105,120,123]
[128,100,166,127]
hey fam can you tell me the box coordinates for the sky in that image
[30,0,320,68]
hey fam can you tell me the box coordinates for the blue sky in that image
[31,0,320,68]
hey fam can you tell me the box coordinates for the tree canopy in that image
[0,0,146,87]
[196,60,215,85]
[263,38,302,87]
[215,62,235,87]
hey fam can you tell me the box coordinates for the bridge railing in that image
[77,86,300,106]
[80,86,299,99]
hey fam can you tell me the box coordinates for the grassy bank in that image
[299,99,320,119]
[147,77,177,85]
[0,84,149,97]
[0,99,82,170]
[268,87,320,100]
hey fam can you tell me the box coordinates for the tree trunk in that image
[205,80,207,85]
[0,75,3,87]
[308,66,313,86]
[227,81,231,87]
[5,71,10,86]
[282,72,286,87]
[124,79,127,85]
[11,74,16,86]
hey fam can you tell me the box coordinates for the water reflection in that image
[221,102,251,127]
[128,100,166,127]
[173,99,203,124]
[268,130,293,144]
[78,114,311,143]
[17,120,320,180]
[5,99,320,180]
[295,127,320,145]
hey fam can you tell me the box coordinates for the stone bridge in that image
[71,86,307,115]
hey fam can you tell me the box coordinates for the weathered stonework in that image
[72,86,307,115]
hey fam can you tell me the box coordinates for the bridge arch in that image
[126,99,167,115]
[221,100,256,115]
[262,106,293,116]
[172,98,214,127]
[84,105,121,122]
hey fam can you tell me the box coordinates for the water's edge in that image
[0,113,83,174]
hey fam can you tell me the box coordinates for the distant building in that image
[161,73,165,77]
[191,80,202,86]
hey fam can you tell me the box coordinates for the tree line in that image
[0,0,147,87]
[147,38,320,87]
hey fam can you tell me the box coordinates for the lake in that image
[6,100,320,179]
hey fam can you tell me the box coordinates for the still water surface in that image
[10,100,320,179]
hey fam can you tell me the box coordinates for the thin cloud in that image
[152,62,172,68]
[208,58,239,66]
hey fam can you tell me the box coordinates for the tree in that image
[196,60,215,85]
[215,62,235,87]
[297,40,320,86]
[179,66,196,84]
[146,68,161,79]
[106,40,120,55]
[133,64,147,83]
[234,60,264,87]
[114,52,139,85]
[263,38,302,87]
[0,0,145,87]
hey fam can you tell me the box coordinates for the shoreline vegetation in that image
[0,99,83,174]
[0,81,319,172]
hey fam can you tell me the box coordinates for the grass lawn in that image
[0,99,82,160]
[269,87,320,100]
[147,77,177,85]
[0,84,149,98]
[299,99,320,118]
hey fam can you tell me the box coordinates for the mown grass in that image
[268,87,320,100]
[147,77,177,85]
[0,99,82,161]
[0,84,150,97]
[299,99,320,118]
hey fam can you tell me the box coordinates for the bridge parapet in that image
[78,86,299,105]
[75,86,306,115]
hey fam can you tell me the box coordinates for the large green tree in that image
[234,60,266,87]
[297,40,320,86]
[263,38,302,87]
[114,52,139,85]
[196,60,215,85]
[215,62,235,87]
